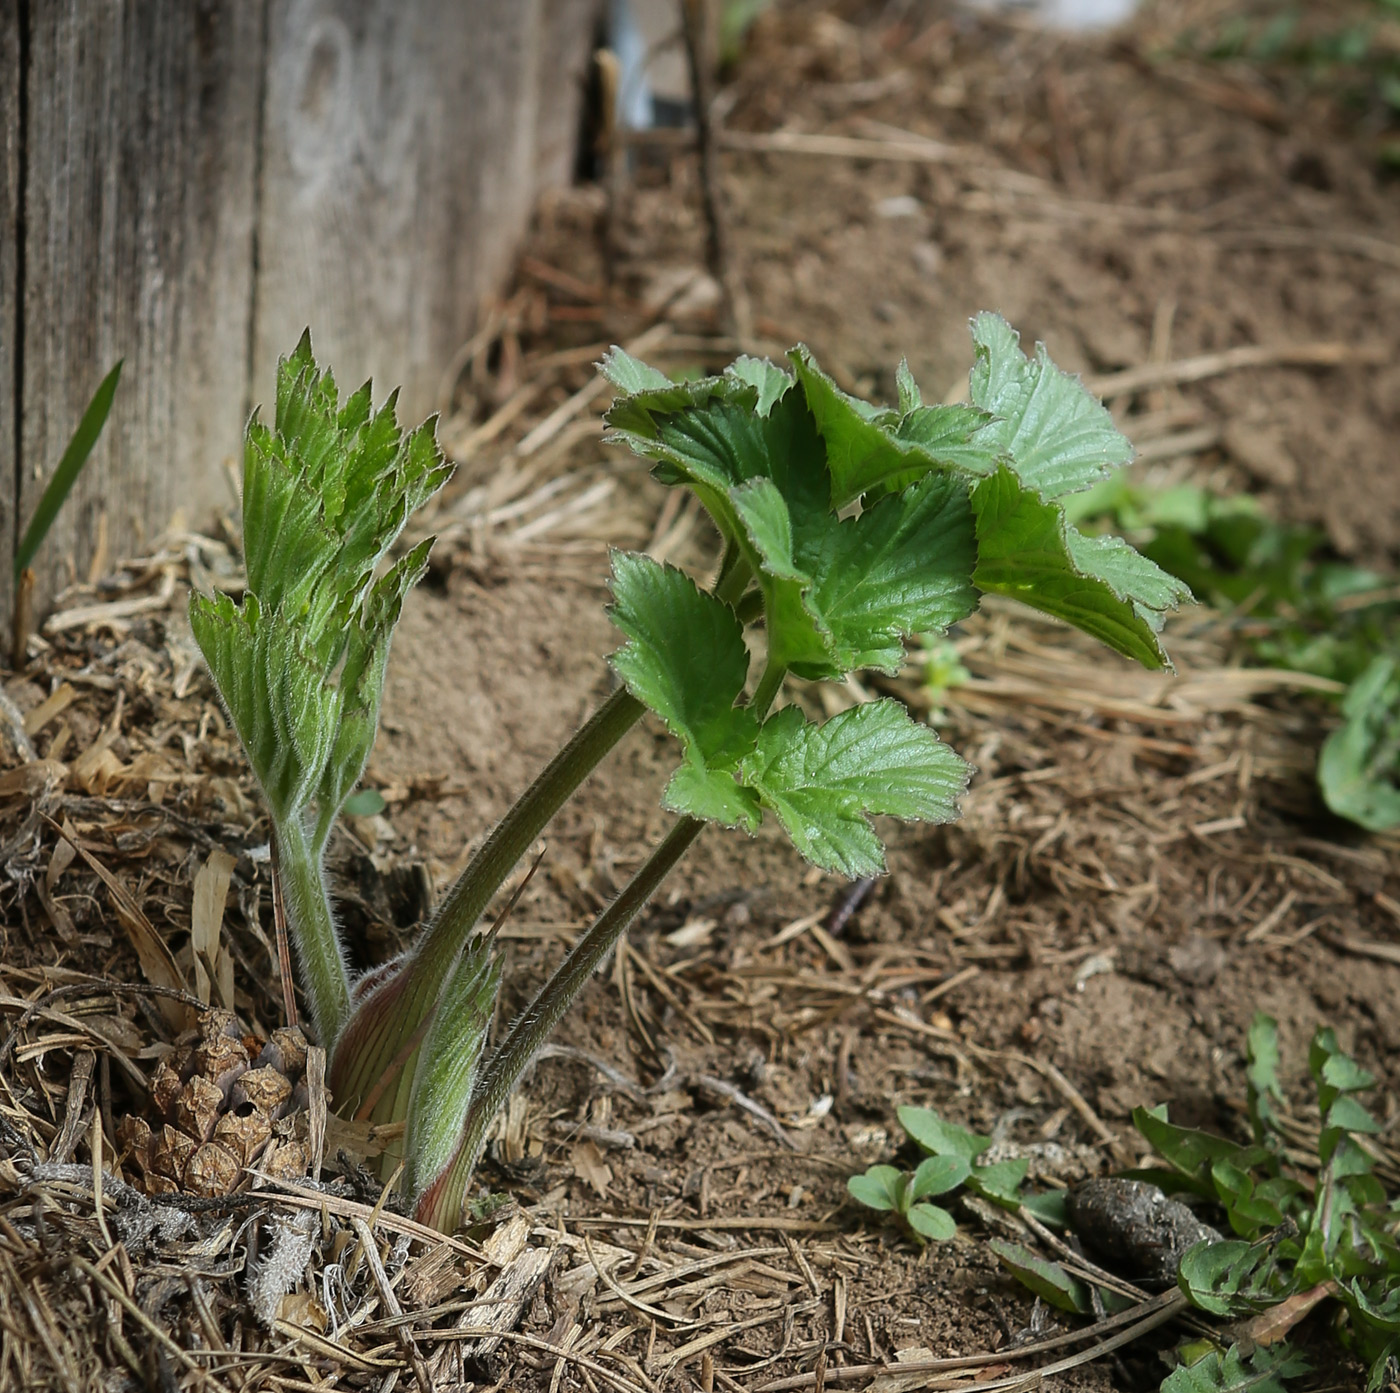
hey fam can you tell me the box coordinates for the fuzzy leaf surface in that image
[404,940,502,1201]
[608,552,761,828]
[968,312,1132,499]
[740,702,969,877]
[972,465,1189,669]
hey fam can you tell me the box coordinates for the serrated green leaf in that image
[972,465,1187,669]
[725,355,794,417]
[732,472,980,678]
[895,359,922,413]
[909,1153,970,1201]
[608,552,761,829]
[1162,1342,1309,1393]
[789,345,995,506]
[968,312,1132,499]
[1178,1240,1275,1317]
[1132,1107,1270,1186]
[739,702,970,877]
[1327,1095,1381,1136]
[849,1165,903,1212]
[601,346,677,395]
[991,1239,1092,1313]
[897,1105,991,1162]
[906,1203,957,1242]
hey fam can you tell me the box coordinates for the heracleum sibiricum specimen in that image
[192,320,1188,1232]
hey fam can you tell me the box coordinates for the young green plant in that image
[193,318,1188,1233]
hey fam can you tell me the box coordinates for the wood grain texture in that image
[20,0,264,608]
[10,0,597,615]
[0,6,21,625]
[252,0,597,426]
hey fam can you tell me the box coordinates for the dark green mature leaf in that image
[733,472,980,677]
[608,552,761,828]
[990,1240,1092,1313]
[968,312,1132,500]
[972,466,1189,669]
[740,702,970,877]
[1161,1342,1308,1393]
[1319,657,1400,831]
[17,359,123,582]
[1133,1107,1271,1186]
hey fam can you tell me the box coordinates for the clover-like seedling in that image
[194,318,1187,1233]
[848,1154,968,1244]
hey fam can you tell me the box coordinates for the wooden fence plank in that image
[20,1,264,609]
[252,0,592,427]
[0,7,20,627]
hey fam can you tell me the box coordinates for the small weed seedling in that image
[870,1019,1400,1391]
[1067,475,1400,831]
[848,1105,1067,1244]
[193,318,1187,1232]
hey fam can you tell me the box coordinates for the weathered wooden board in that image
[251,0,595,428]
[0,7,21,626]
[19,1,264,608]
[4,0,597,616]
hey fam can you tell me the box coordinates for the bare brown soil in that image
[1,3,1398,1391]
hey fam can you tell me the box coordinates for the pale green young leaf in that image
[316,539,436,841]
[909,1153,970,1201]
[971,465,1187,669]
[725,355,794,417]
[906,1203,957,1242]
[190,591,341,821]
[739,702,970,877]
[848,1165,903,1212]
[600,346,677,395]
[608,552,762,829]
[403,940,502,1202]
[898,1105,991,1162]
[895,358,922,413]
[969,312,1132,499]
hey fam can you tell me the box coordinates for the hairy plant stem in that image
[418,647,789,1230]
[329,684,644,1108]
[417,814,705,1229]
[329,557,756,1113]
[275,814,351,1045]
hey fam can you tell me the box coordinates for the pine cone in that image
[118,1009,314,1197]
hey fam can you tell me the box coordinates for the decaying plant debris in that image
[2,0,1399,1389]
